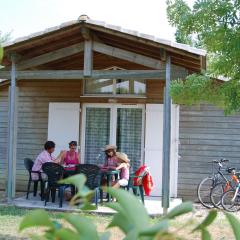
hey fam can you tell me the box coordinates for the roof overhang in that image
[1,17,206,72]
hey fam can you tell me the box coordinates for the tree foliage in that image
[0,31,10,68]
[167,0,240,114]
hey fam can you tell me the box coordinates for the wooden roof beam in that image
[92,41,163,70]
[16,42,84,70]
[0,70,165,80]
[87,25,201,60]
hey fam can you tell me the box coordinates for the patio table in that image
[101,168,119,202]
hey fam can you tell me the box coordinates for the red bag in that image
[133,165,154,196]
[142,173,153,196]
[133,165,147,186]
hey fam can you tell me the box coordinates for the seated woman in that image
[32,141,60,180]
[59,141,80,172]
[112,152,130,188]
[102,144,118,169]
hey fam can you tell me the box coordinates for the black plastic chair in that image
[75,164,102,207]
[42,162,70,208]
[24,158,45,200]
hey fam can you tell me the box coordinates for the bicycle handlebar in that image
[212,159,229,164]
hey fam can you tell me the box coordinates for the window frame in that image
[83,66,146,97]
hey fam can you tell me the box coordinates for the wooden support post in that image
[162,55,171,214]
[7,54,18,202]
[83,40,93,77]
[200,56,207,71]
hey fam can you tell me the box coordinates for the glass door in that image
[116,107,144,171]
[82,104,144,169]
[83,106,111,165]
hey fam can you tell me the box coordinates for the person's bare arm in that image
[54,151,66,164]
[116,163,127,170]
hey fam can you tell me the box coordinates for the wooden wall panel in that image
[0,87,8,190]
[178,105,240,201]
[146,80,164,103]
[0,79,164,192]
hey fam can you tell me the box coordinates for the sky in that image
[0,0,194,43]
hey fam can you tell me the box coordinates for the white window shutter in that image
[48,103,80,157]
[145,104,179,197]
[170,104,179,198]
[145,104,164,196]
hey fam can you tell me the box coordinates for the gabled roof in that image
[1,15,207,74]
[3,16,206,56]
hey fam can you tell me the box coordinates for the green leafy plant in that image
[19,174,240,239]
[0,47,3,63]
[170,74,240,115]
[167,0,240,114]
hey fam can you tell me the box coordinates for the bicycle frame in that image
[211,160,230,186]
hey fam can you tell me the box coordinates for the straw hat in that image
[116,152,130,163]
[104,144,117,151]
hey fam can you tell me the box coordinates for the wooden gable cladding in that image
[2,22,203,72]
[2,24,83,66]
[92,30,163,60]
[146,80,164,103]
[20,52,153,70]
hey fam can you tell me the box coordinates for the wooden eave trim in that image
[86,24,202,60]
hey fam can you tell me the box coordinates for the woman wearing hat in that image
[103,144,118,169]
[112,152,130,188]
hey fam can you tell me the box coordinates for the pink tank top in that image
[64,151,79,170]
[120,166,129,180]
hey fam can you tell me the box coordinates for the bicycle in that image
[197,159,229,208]
[221,173,240,212]
[210,167,239,208]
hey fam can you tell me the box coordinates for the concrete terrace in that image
[12,194,182,217]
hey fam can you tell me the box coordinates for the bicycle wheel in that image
[197,177,215,208]
[221,190,240,212]
[210,182,226,208]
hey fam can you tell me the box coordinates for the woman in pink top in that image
[60,141,80,171]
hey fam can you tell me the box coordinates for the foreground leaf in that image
[64,214,99,240]
[59,174,86,191]
[0,47,3,62]
[201,229,211,240]
[99,232,111,240]
[123,229,138,240]
[55,228,80,240]
[193,210,217,231]
[61,174,94,208]
[107,202,133,234]
[225,212,240,240]
[163,201,193,220]
[19,209,54,231]
[107,188,150,230]
[139,219,168,237]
